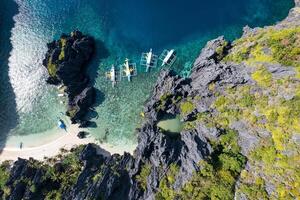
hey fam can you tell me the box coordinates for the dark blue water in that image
[87,0,293,49]
[0,0,294,149]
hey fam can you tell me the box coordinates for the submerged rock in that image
[77,131,89,139]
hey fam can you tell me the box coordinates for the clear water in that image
[0,0,294,149]
[157,115,184,134]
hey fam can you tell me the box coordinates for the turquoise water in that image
[0,0,294,148]
[157,115,184,134]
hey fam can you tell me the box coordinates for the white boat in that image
[57,84,64,90]
[120,58,137,82]
[124,58,131,81]
[140,48,158,72]
[58,93,65,97]
[159,49,176,67]
[105,65,117,87]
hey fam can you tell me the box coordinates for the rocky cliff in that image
[43,30,95,124]
[0,1,299,200]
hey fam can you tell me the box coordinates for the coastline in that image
[0,124,135,162]
[0,0,297,164]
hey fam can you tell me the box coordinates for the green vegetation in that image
[0,161,10,191]
[156,93,173,112]
[67,106,79,118]
[156,164,179,200]
[156,93,184,113]
[224,27,300,76]
[215,40,229,60]
[154,130,246,200]
[238,172,269,200]
[197,78,300,198]
[2,146,85,199]
[42,146,85,196]
[180,101,196,115]
[59,49,65,61]
[47,57,57,77]
[47,37,68,77]
[136,164,151,191]
[59,38,67,61]
[45,190,62,200]
[180,130,246,200]
[251,67,273,87]
[173,29,300,197]
[176,50,300,198]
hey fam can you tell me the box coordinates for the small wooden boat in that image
[105,65,117,87]
[58,119,67,131]
[159,49,176,67]
[140,49,158,72]
[120,58,137,82]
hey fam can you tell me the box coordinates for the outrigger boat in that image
[58,119,67,131]
[105,64,117,87]
[159,49,176,67]
[120,58,137,82]
[140,48,158,72]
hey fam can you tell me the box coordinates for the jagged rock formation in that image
[42,30,95,124]
[1,1,299,200]
[0,35,244,200]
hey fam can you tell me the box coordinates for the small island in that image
[42,30,95,124]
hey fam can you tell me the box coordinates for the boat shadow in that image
[0,0,19,154]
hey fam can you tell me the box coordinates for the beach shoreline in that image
[0,124,135,162]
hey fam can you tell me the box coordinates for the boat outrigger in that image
[105,64,117,87]
[159,49,176,67]
[140,48,158,72]
[120,58,137,82]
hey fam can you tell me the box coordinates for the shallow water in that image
[0,0,294,148]
[157,115,184,134]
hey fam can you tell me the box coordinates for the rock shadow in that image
[82,88,105,126]
[83,39,109,123]
[87,39,110,86]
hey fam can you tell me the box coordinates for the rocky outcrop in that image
[2,1,299,199]
[2,33,244,200]
[42,30,95,123]
[62,144,133,200]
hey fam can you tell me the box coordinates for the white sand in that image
[0,124,135,162]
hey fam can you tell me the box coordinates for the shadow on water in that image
[84,39,109,123]
[88,39,110,85]
[0,0,19,153]
[84,89,105,125]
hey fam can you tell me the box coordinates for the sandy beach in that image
[0,124,135,162]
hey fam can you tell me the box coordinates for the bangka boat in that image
[140,48,158,72]
[105,64,117,87]
[159,49,176,67]
[58,119,67,131]
[120,58,137,82]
